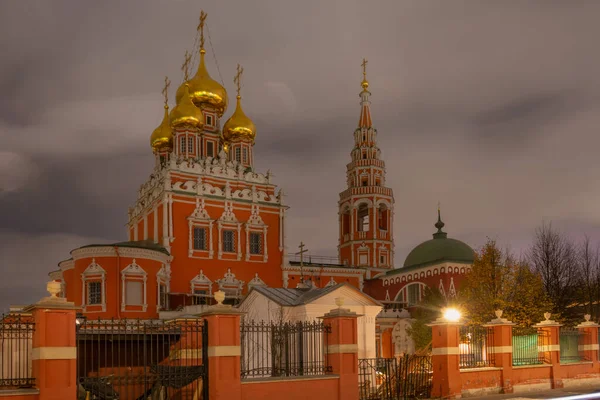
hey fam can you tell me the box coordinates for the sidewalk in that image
[469,386,600,399]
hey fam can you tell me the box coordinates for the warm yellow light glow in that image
[443,308,461,322]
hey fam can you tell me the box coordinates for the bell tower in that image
[338,59,394,274]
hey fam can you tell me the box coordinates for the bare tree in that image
[576,235,599,319]
[528,222,578,318]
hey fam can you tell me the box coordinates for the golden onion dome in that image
[175,50,228,117]
[222,95,256,143]
[150,105,173,153]
[170,84,204,128]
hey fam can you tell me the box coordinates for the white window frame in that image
[121,259,148,312]
[156,265,170,311]
[222,229,236,253]
[191,270,212,305]
[216,269,245,301]
[81,259,106,312]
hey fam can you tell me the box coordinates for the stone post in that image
[484,310,515,393]
[576,314,599,365]
[321,298,360,400]
[23,281,79,400]
[427,318,462,399]
[535,312,563,389]
[197,291,244,400]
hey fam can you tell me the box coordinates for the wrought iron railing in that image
[76,318,207,400]
[512,326,549,366]
[559,327,586,363]
[459,325,495,368]
[358,356,432,400]
[0,313,34,388]
[240,321,331,379]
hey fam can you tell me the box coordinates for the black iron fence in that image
[512,326,549,366]
[76,318,207,400]
[240,320,331,379]
[358,356,432,400]
[0,314,35,389]
[559,327,586,363]
[459,325,495,368]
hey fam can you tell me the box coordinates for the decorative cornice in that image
[71,246,169,264]
[282,264,364,276]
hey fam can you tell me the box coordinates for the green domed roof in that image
[403,210,474,269]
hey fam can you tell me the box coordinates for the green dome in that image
[403,211,474,269]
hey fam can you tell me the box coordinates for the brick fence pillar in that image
[427,318,462,399]
[198,300,245,400]
[535,314,563,389]
[321,304,360,400]
[576,315,599,366]
[484,310,515,393]
[24,281,79,400]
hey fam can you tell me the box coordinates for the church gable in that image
[307,285,381,307]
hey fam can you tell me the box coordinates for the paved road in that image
[471,386,600,399]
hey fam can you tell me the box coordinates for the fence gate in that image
[358,355,432,400]
[75,318,208,400]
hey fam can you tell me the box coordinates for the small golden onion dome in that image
[150,105,173,153]
[222,95,256,143]
[176,50,228,117]
[361,78,369,91]
[222,141,230,153]
[170,84,204,128]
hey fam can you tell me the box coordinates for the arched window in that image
[342,209,351,236]
[378,204,388,231]
[357,204,369,232]
[395,283,427,307]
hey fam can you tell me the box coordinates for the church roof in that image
[401,210,474,270]
[77,240,170,255]
[247,283,382,307]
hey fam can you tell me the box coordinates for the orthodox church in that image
[48,12,475,355]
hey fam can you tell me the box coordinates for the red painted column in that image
[428,319,462,399]
[576,316,599,366]
[535,315,563,389]
[484,311,515,393]
[24,282,79,400]
[198,304,244,400]
[322,305,360,400]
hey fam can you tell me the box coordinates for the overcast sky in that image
[1,0,600,310]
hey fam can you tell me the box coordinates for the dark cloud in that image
[1,0,600,309]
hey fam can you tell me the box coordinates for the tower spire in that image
[434,203,447,239]
[358,58,372,128]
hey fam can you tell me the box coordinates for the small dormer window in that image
[206,115,213,126]
[207,142,214,157]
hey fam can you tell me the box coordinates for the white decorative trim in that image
[248,273,267,289]
[327,344,358,354]
[448,277,457,298]
[579,344,600,351]
[81,258,106,312]
[71,246,169,264]
[156,265,170,311]
[431,347,460,355]
[32,347,77,360]
[325,277,337,287]
[216,269,244,298]
[59,259,74,271]
[207,345,241,357]
[490,346,513,353]
[121,259,148,312]
[191,270,212,295]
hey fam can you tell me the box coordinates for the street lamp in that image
[75,313,87,325]
[443,308,461,322]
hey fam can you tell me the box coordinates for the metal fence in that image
[512,326,549,366]
[76,318,207,400]
[358,356,432,400]
[559,327,586,363]
[240,320,331,379]
[0,314,34,389]
[459,325,495,368]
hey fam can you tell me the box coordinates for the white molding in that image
[71,246,169,264]
[121,259,148,312]
[59,259,74,271]
[81,258,106,312]
[156,265,170,311]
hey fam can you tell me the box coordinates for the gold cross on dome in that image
[361,58,368,80]
[197,10,207,50]
[181,50,192,81]
[161,76,171,105]
[233,64,244,97]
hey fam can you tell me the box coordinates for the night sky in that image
[1,1,600,310]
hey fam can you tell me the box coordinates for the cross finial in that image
[438,201,440,213]
[197,10,208,51]
[234,64,244,97]
[181,50,192,81]
[361,58,368,80]
[161,76,171,105]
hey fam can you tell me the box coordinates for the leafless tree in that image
[528,222,578,317]
[575,235,599,319]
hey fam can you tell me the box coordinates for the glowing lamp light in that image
[443,308,461,322]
